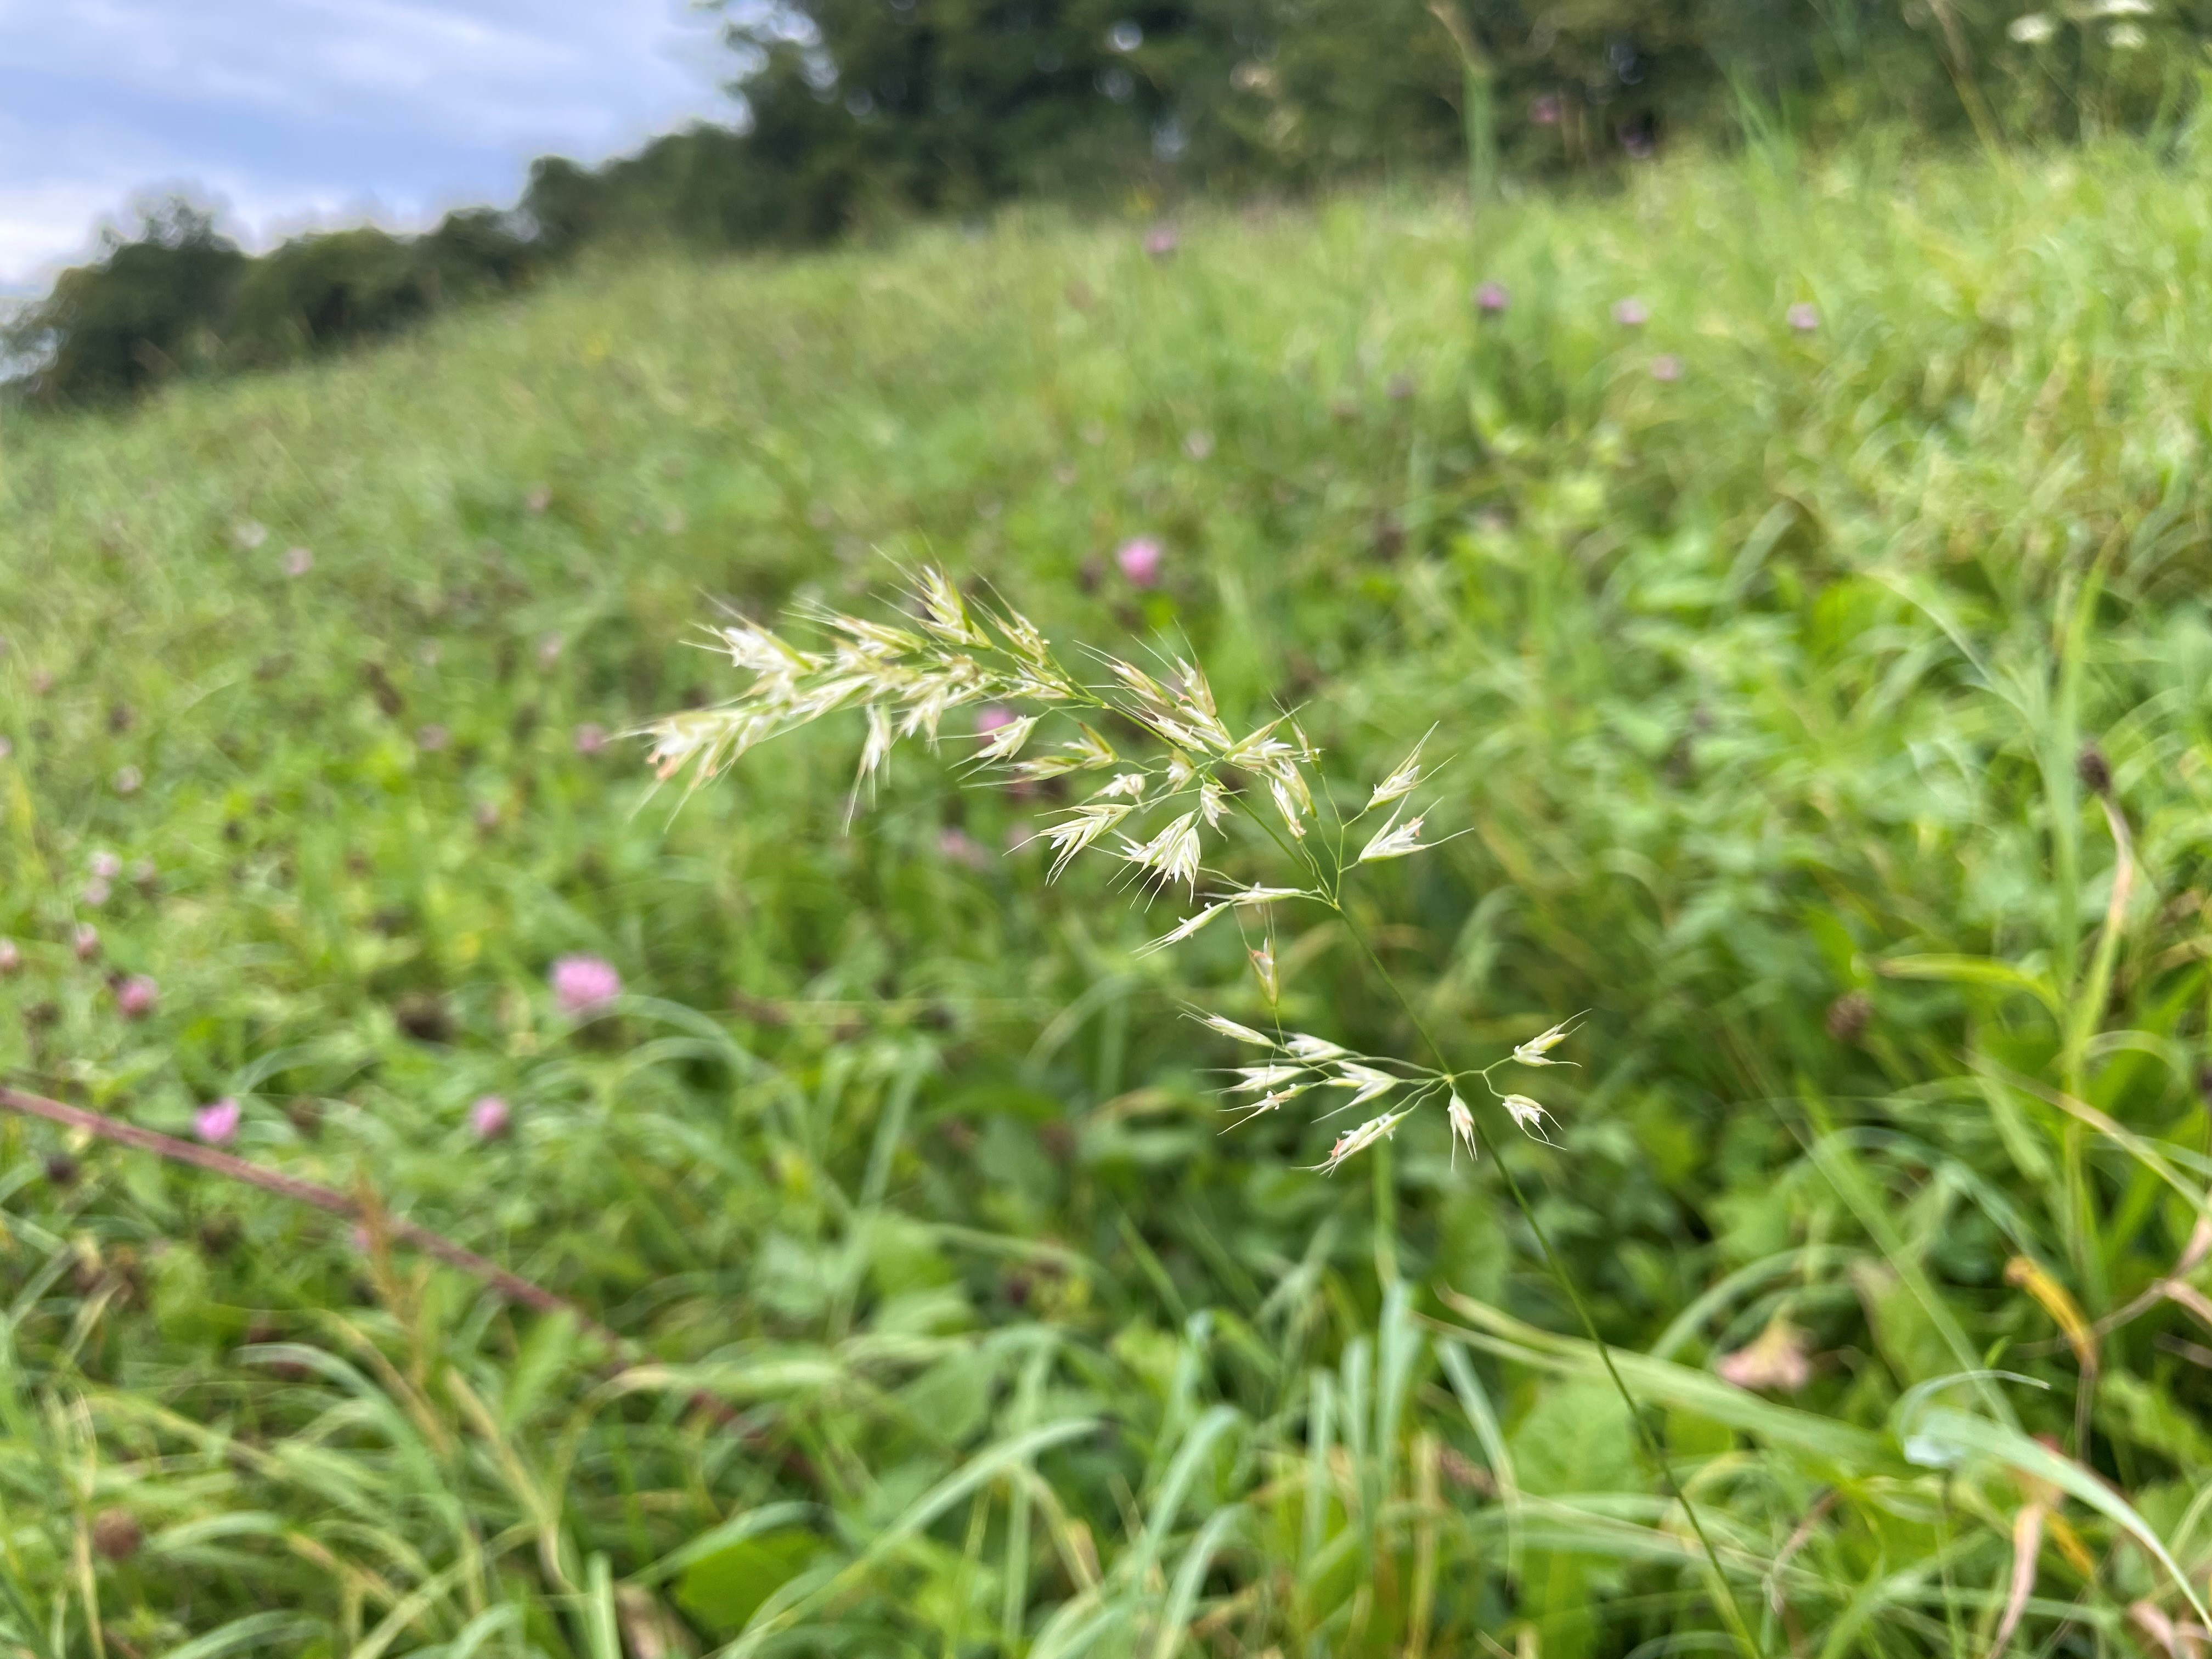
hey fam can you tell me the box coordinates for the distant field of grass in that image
[5,140,2212,1656]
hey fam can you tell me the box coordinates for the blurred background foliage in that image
[10,0,2206,406]
[5,134,2212,1651]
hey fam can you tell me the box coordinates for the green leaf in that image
[899,1349,997,1446]
[674,1528,825,1635]
[1901,1404,2211,1624]
[1436,1292,1895,1469]
[2098,1370,2212,1470]
[1850,1261,1954,1386]
[1510,1379,1637,1497]
[1878,953,2063,1018]
[632,1501,817,1587]
[152,1612,319,1659]
[499,1310,577,1431]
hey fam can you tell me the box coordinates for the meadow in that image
[3,134,2212,1657]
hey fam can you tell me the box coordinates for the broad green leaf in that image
[675,1529,825,1635]
[1435,1293,1895,1469]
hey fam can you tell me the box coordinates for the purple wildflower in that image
[1613,298,1650,328]
[1475,281,1509,315]
[1787,302,1820,333]
[551,954,622,1017]
[938,827,991,871]
[195,1099,241,1146]
[117,975,157,1020]
[469,1096,511,1139]
[1116,537,1164,588]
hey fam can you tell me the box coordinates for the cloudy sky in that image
[0,0,736,289]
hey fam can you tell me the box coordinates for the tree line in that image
[4,0,2183,407]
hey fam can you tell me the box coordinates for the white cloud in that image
[0,0,733,283]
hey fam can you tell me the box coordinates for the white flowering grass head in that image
[647,566,1581,1173]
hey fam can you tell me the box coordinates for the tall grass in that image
[1,138,2211,1655]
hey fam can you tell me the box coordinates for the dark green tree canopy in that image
[0,0,2092,406]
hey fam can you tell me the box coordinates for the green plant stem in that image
[1337,917,1763,1658]
[1372,1139,1401,1287]
[1426,3,1498,208]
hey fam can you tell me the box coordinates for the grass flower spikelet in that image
[1358,810,1427,862]
[1511,1019,1577,1066]
[1314,1109,1411,1174]
[1331,1061,1401,1109]
[1199,1013,1273,1046]
[1364,737,1427,811]
[1447,1093,1478,1165]
[1500,1093,1556,1142]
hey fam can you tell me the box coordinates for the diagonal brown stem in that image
[0,1084,839,1493]
[0,1084,622,1351]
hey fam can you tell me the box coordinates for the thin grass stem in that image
[1335,923,1764,1658]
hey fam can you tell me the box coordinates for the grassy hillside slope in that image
[4,144,2212,1654]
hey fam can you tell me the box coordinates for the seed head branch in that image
[647,566,1579,1170]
